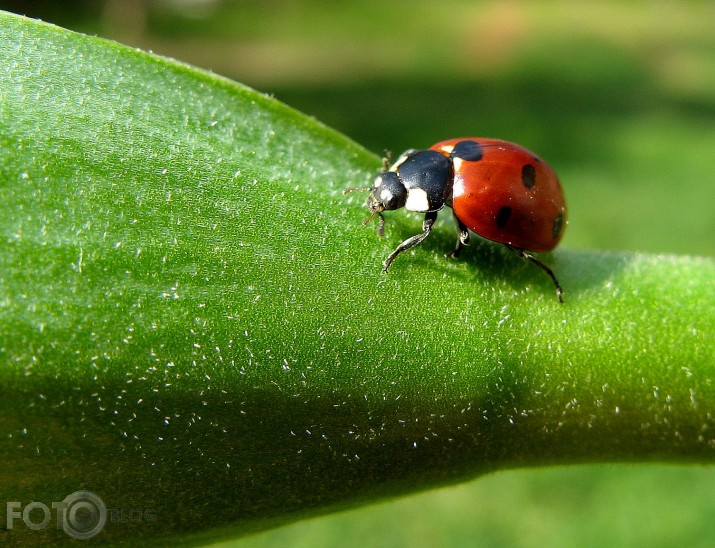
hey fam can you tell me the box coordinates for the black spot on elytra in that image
[496,206,512,228]
[522,164,536,189]
[451,140,483,161]
[552,211,564,240]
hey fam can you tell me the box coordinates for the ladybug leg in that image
[380,150,392,172]
[446,212,470,259]
[376,211,386,238]
[382,211,437,273]
[508,246,564,303]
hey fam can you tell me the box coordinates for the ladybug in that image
[345,138,567,301]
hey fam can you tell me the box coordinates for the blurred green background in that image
[3,1,715,546]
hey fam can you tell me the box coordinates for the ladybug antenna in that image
[342,187,371,195]
[363,205,386,237]
[361,209,386,237]
[343,187,385,236]
[361,208,381,226]
[343,187,375,225]
[362,209,376,226]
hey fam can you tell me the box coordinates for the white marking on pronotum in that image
[405,188,429,212]
[389,149,417,172]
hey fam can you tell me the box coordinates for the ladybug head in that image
[368,172,407,213]
[343,172,407,236]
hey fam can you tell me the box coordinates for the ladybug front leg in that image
[446,212,470,259]
[382,211,437,273]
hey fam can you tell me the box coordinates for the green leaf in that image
[1,11,714,546]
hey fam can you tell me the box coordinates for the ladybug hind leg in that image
[446,212,470,259]
[508,246,564,303]
[382,211,437,273]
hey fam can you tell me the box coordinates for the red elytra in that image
[431,137,566,253]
